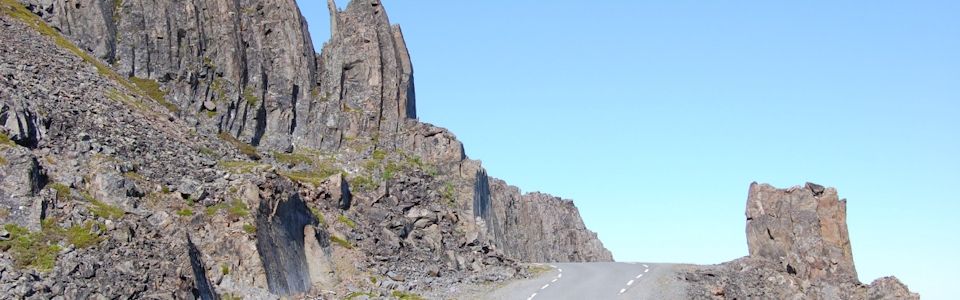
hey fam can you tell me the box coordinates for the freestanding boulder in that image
[745,182,857,281]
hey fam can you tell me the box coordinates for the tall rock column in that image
[745,182,857,281]
[297,0,416,151]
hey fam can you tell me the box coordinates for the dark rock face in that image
[255,179,320,296]
[683,183,918,300]
[188,235,219,300]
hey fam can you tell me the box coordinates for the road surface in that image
[482,262,688,300]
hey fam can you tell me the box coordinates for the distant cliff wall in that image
[466,165,612,262]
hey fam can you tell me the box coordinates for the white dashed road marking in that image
[529,265,562,300]
[618,264,652,295]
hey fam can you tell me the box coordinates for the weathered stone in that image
[0,144,46,230]
[321,173,351,210]
[683,183,917,299]
[745,182,855,281]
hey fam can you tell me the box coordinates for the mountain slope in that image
[1,0,609,298]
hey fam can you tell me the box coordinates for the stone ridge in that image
[16,0,610,265]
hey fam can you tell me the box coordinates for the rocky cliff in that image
[0,0,610,298]
[683,182,918,299]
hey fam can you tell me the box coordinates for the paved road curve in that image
[482,262,687,300]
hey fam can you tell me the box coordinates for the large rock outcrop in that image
[683,182,918,300]
[746,182,856,281]
[14,0,609,266]
[0,0,611,298]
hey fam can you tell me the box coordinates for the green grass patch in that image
[372,149,387,160]
[338,214,357,229]
[0,131,15,147]
[350,175,377,192]
[309,206,326,226]
[176,209,194,217]
[329,235,352,249]
[0,224,61,272]
[243,86,259,107]
[221,294,242,300]
[383,161,400,181]
[281,163,342,187]
[218,132,260,159]
[346,292,376,300]
[272,151,314,166]
[204,200,248,218]
[85,195,124,220]
[527,264,552,276]
[48,183,71,200]
[441,182,456,206]
[198,147,217,157]
[242,223,256,234]
[221,263,230,275]
[391,291,426,300]
[0,220,103,272]
[129,77,178,113]
[122,171,146,182]
[62,221,104,248]
[226,200,249,218]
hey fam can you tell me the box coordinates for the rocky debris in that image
[25,0,319,150]
[683,183,918,299]
[868,277,919,300]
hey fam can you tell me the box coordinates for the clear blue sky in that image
[300,1,958,298]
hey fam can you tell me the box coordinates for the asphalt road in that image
[481,262,687,300]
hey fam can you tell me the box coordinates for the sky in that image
[298,1,958,298]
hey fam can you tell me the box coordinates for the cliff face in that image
[0,0,610,298]
[18,0,609,265]
[27,0,318,150]
[683,182,918,300]
[476,172,612,262]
